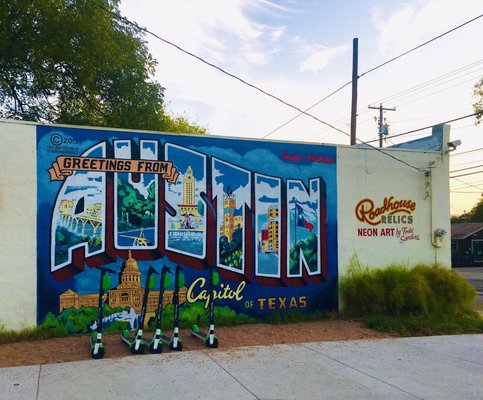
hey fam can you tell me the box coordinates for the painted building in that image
[0,120,451,330]
[59,250,187,316]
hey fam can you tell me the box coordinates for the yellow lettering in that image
[187,277,246,308]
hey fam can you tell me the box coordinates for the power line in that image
[269,13,483,139]
[450,190,483,193]
[365,113,477,144]
[450,170,483,179]
[451,178,483,190]
[94,1,423,173]
[262,81,351,139]
[92,0,349,138]
[359,13,483,79]
[450,164,483,174]
[369,58,483,105]
[452,147,483,157]
[396,75,483,108]
[452,159,483,168]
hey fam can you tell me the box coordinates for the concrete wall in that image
[337,125,451,276]
[0,121,452,330]
[0,121,37,328]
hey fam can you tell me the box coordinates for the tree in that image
[161,108,208,135]
[452,198,483,223]
[0,0,206,134]
[474,77,483,125]
[467,198,483,222]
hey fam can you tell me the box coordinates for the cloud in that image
[299,44,350,73]
[372,0,483,56]
[270,26,286,41]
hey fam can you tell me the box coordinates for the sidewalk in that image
[1,335,482,400]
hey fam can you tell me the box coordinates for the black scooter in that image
[121,266,157,354]
[191,264,219,348]
[148,265,171,354]
[163,265,184,351]
[90,266,116,359]
[190,191,219,348]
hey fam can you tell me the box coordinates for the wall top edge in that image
[0,118,447,154]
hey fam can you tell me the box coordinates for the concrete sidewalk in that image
[1,335,482,400]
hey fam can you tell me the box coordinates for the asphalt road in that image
[455,267,483,308]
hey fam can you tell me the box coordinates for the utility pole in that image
[368,103,396,147]
[350,38,358,145]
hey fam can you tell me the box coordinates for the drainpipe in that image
[426,165,447,264]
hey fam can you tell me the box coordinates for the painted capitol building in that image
[59,250,187,316]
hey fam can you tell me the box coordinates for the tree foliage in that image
[0,0,206,134]
[465,198,483,222]
[474,77,483,125]
[452,198,483,223]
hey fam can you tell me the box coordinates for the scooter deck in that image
[191,328,219,348]
[121,331,146,354]
[191,329,207,340]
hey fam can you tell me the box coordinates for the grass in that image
[0,324,68,345]
[363,313,483,336]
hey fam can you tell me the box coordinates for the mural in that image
[37,126,338,333]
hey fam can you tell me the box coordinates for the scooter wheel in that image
[148,342,162,354]
[169,341,183,351]
[91,347,105,359]
[205,337,218,349]
[130,344,145,355]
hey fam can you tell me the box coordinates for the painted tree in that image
[0,0,206,134]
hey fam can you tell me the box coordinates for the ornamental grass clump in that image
[340,263,478,318]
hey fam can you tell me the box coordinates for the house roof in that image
[451,222,483,239]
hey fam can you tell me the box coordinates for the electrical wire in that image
[262,81,352,139]
[369,58,483,105]
[450,190,483,193]
[451,147,483,157]
[92,0,349,137]
[269,13,483,139]
[93,0,424,172]
[396,75,483,108]
[450,170,483,178]
[365,113,477,144]
[359,14,483,79]
[450,164,483,174]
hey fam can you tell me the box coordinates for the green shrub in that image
[340,262,478,318]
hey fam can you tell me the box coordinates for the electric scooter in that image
[121,266,157,354]
[90,266,116,359]
[190,263,219,348]
[162,265,184,351]
[148,264,171,354]
[190,191,219,348]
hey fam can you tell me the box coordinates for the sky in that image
[119,0,483,216]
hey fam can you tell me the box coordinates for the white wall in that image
[337,125,451,277]
[0,121,37,329]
